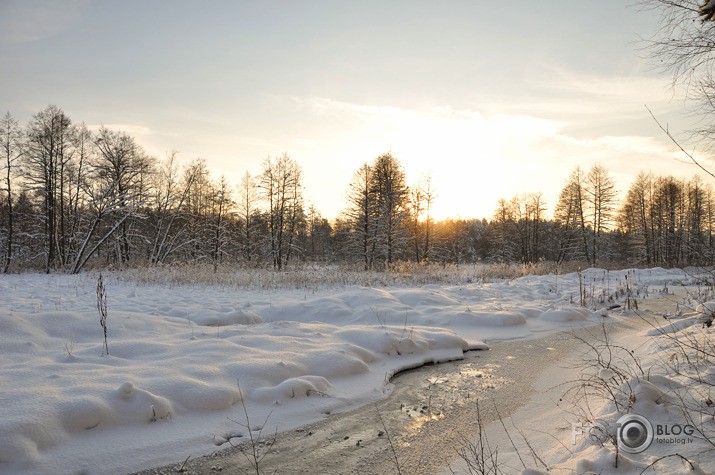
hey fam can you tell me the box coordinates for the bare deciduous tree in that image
[23,105,74,272]
[0,112,23,273]
[490,198,517,262]
[345,162,376,270]
[149,154,202,265]
[69,178,142,274]
[236,171,260,263]
[409,186,424,262]
[420,173,437,261]
[619,171,656,264]
[211,175,234,270]
[641,1,715,147]
[260,153,303,270]
[586,164,618,263]
[94,127,151,264]
[554,166,590,263]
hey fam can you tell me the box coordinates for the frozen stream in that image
[135,305,665,475]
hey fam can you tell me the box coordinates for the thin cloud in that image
[292,95,564,141]
[476,63,681,125]
[529,63,671,101]
[0,0,88,44]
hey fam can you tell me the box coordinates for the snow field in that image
[0,267,691,473]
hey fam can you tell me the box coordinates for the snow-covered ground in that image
[445,281,715,474]
[0,267,704,474]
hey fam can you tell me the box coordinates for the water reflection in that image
[400,362,512,440]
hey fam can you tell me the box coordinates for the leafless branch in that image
[646,105,715,179]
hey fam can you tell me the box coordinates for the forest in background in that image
[1,105,714,274]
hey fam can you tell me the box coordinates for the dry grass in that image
[110,260,631,291]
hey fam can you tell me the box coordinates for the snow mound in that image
[695,301,715,313]
[252,375,332,401]
[539,307,591,322]
[645,316,699,336]
[115,382,174,423]
[196,309,264,326]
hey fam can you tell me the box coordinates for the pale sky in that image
[0,0,710,220]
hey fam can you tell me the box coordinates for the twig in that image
[375,404,402,475]
[228,380,277,475]
[646,105,715,179]
[177,455,191,472]
[492,401,527,471]
[96,273,109,356]
[638,453,695,474]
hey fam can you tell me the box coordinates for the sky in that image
[0,0,710,220]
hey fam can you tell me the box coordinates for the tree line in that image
[1,105,714,274]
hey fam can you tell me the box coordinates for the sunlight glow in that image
[286,98,566,220]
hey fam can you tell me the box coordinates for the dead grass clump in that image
[113,260,638,291]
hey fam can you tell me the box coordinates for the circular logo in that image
[616,414,653,454]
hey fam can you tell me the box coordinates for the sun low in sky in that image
[0,0,707,220]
